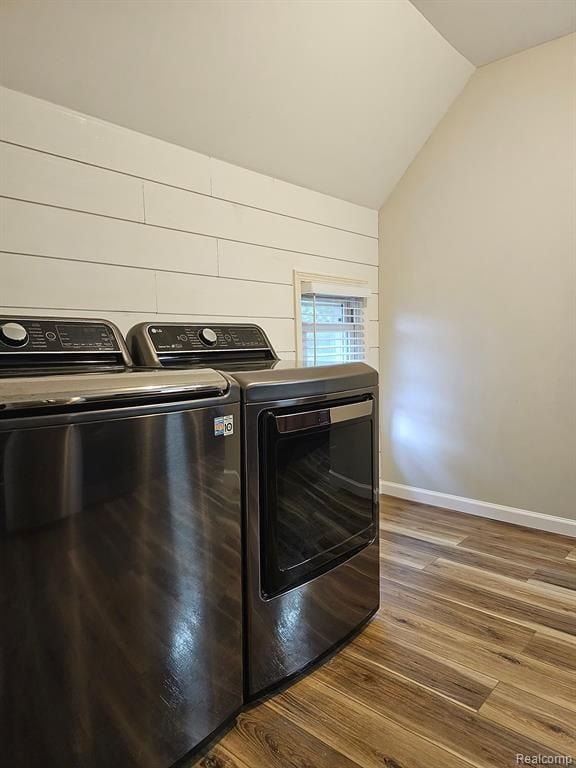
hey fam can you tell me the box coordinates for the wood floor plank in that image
[346,632,497,709]
[381,498,491,536]
[379,519,466,546]
[466,517,575,546]
[425,559,576,615]
[479,683,576,757]
[531,566,576,592]
[527,579,576,603]
[458,531,574,562]
[381,530,535,580]
[381,503,480,539]
[465,522,576,550]
[314,651,565,768]
[379,495,476,522]
[380,560,576,637]
[359,609,576,712]
[197,744,252,768]
[269,675,476,768]
[379,576,535,651]
[381,496,576,548]
[215,707,361,768]
[522,633,576,673]
[457,535,576,577]
[379,538,435,569]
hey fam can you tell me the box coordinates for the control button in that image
[178,334,188,342]
[199,327,218,346]
[0,322,29,348]
[45,331,57,341]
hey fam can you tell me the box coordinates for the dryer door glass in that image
[260,397,376,597]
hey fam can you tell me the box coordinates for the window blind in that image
[301,293,366,365]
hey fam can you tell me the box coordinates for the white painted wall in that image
[379,34,576,528]
[0,87,379,366]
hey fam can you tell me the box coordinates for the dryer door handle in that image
[274,399,372,433]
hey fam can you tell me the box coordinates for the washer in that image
[0,316,243,768]
[129,322,379,700]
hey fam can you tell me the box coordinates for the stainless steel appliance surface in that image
[0,316,243,768]
[128,322,380,700]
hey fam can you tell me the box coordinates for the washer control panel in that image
[147,324,271,353]
[0,318,120,353]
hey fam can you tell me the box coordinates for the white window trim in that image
[293,271,370,362]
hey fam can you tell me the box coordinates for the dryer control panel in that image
[128,323,277,367]
[146,324,271,353]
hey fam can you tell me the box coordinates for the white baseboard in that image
[379,481,576,538]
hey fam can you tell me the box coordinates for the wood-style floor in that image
[196,496,576,768]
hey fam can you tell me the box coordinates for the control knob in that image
[199,327,218,346]
[0,322,29,348]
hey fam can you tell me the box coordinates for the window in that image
[295,274,369,365]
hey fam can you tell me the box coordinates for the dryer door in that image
[259,396,376,597]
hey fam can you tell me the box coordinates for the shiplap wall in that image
[0,87,379,363]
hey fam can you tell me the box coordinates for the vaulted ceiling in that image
[0,0,473,208]
[411,0,576,66]
[0,0,572,208]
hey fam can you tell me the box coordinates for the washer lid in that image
[0,368,230,413]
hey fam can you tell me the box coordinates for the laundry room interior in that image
[0,1,575,767]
